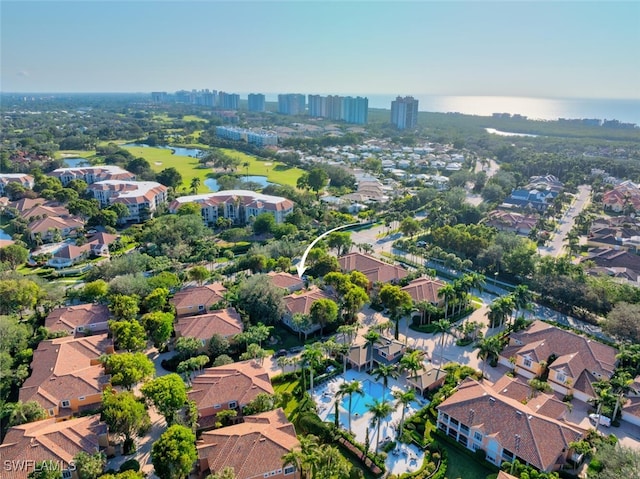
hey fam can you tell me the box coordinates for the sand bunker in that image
[154,162,162,166]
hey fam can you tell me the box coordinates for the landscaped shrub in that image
[119,459,140,473]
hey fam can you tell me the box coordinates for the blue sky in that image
[1,1,639,99]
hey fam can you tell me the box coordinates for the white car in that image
[589,413,611,427]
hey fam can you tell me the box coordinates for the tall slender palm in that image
[190,177,201,194]
[433,319,451,366]
[393,389,416,436]
[367,399,395,452]
[283,434,318,479]
[363,330,381,371]
[400,350,425,386]
[438,283,456,320]
[591,380,614,433]
[511,285,533,319]
[452,279,467,317]
[337,380,364,433]
[301,344,323,394]
[372,364,399,400]
[610,371,634,422]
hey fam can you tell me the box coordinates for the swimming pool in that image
[341,380,386,416]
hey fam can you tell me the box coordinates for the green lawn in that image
[437,440,494,479]
[182,115,208,122]
[121,144,304,192]
[54,150,97,160]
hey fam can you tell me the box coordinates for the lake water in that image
[0,228,11,240]
[63,157,90,167]
[124,143,203,157]
[204,175,271,192]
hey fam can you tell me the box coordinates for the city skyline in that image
[1,1,639,100]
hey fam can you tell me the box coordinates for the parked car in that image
[588,413,611,427]
[273,349,288,358]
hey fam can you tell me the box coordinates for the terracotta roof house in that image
[19,334,113,418]
[169,190,294,226]
[47,243,92,269]
[171,283,227,317]
[49,165,135,186]
[497,472,519,479]
[407,364,447,395]
[582,247,640,275]
[28,216,85,243]
[485,210,538,236]
[602,181,640,213]
[9,197,53,215]
[0,414,108,479]
[196,408,300,479]
[401,277,446,307]
[87,231,119,256]
[338,252,408,284]
[188,361,274,430]
[0,173,34,198]
[88,180,168,222]
[175,307,244,348]
[437,378,584,472]
[281,287,334,336]
[500,321,617,402]
[620,375,640,427]
[20,204,72,222]
[45,303,111,336]
[267,271,304,292]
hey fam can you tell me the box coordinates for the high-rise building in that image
[217,92,240,110]
[247,93,266,112]
[278,94,306,115]
[151,92,168,103]
[201,90,217,107]
[342,96,368,125]
[308,95,327,118]
[391,96,419,129]
[326,95,343,121]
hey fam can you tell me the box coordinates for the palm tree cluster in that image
[486,285,533,330]
[437,273,485,321]
[282,434,352,479]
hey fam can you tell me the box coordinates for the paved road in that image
[541,184,591,257]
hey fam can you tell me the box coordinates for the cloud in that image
[17,70,30,77]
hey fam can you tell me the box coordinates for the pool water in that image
[341,380,386,416]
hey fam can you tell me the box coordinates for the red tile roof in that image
[338,252,408,283]
[45,303,111,334]
[197,408,299,479]
[267,271,304,291]
[19,334,113,411]
[175,307,244,341]
[283,287,334,316]
[438,379,584,472]
[0,415,106,479]
[401,277,446,304]
[171,283,227,316]
[188,361,274,413]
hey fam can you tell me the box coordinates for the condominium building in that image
[169,190,294,225]
[49,165,135,186]
[218,91,240,110]
[88,180,168,222]
[248,93,266,112]
[215,126,278,147]
[343,96,368,124]
[391,96,419,129]
[0,173,34,197]
[278,93,306,115]
[307,94,368,124]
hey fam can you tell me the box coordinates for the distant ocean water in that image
[261,93,640,126]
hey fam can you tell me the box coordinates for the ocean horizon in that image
[260,93,640,126]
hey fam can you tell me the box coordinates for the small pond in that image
[204,175,271,192]
[63,157,90,167]
[124,143,203,157]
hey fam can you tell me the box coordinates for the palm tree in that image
[283,434,318,479]
[590,380,613,433]
[393,389,416,436]
[433,319,451,366]
[243,161,250,182]
[367,399,395,452]
[476,336,502,377]
[610,371,634,422]
[301,344,323,394]
[371,364,399,400]
[511,285,533,319]
[400,350,425,385]
[438,283,456,320]
[190,177,201,194]
[337,380,364,433]
[452,279,467,317]
[363,330,381,371]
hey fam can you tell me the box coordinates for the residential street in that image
[541,184,592,257]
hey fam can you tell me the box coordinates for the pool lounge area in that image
[314,369,429,476]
